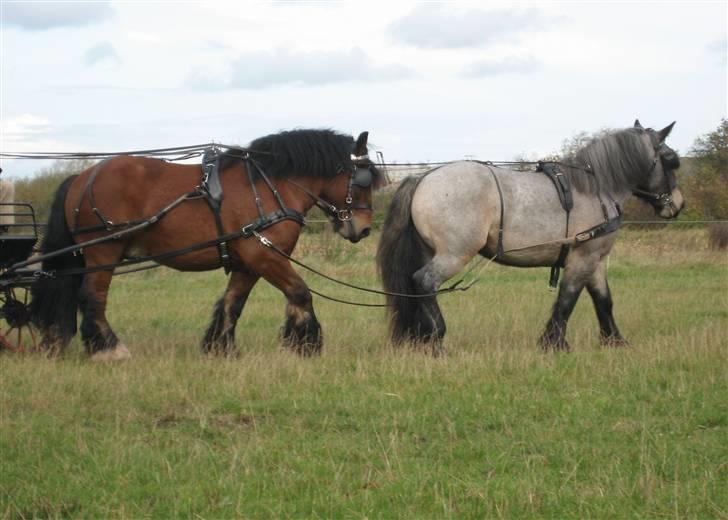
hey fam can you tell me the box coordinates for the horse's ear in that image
[634,119,644,129]
[657,121,676,142]
[354,131,369,155]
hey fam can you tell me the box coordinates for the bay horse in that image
[377,121,684,351]
[30,129,383,361]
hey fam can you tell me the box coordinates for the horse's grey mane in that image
[565,128,654,196]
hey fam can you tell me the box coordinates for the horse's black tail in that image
[29,175,84,340]
[376,175,434,344]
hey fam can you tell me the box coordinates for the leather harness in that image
[484,161,623,288]
[70,149,306,273]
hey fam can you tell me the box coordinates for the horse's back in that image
[66,156,201,225]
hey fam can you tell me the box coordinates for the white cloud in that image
[188,47,415,90]
[2,1,114,31]
[707,39,727,67]
[0,115,79,175]
[84,42,122,66]
[388,5,545,49]
[1,2,724,178]
[3,114,52,140]
[463,56,541,78]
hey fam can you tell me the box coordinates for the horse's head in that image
[321,131,381,243]
[633,120,685,219]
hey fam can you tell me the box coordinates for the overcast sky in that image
[1,1,726,178]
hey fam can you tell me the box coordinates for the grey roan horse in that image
[377,121,684,351]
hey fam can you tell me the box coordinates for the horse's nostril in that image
[360,228,371,239]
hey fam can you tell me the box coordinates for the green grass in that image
[1,228,727,518]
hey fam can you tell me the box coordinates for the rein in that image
[0,143,273,161]
[250,230,472,306]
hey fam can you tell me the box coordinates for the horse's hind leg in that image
[79,269,130,361]
[202,270,260,355]
[78,244,129,361]
[586,260,628,347]
[408,253,470,352]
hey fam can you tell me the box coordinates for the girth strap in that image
[200,147,231,272]
[549,245,570,288]
[538,162,574,288]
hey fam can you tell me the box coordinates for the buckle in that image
[575,231,592,242]
[241,223,254,237]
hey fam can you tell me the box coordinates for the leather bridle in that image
[632,135,680,213]
[287,153,374,223]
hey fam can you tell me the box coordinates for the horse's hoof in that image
[90,343,131,362]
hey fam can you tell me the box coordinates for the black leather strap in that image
[201,147,232,272]
[549,245,571,288]
[240,208,305,238]
[575,211,623,243]
[202,148,224,205]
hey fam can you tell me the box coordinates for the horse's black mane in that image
[564,127,656,196]
[220,128,380,182]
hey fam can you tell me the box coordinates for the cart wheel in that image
[0,287,38,353]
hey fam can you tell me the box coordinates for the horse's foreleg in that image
[256,255,321,356]
[79,269,130,361]
[281,284,321,356]
[202,270,259,355]
[539,265,588,352]
[586,260,628,347]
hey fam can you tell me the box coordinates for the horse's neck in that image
[280,177,325,215]
[606,186,632,208]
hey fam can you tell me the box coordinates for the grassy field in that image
[1,228,726,518]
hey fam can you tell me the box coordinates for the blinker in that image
[660,147,680,171]
[351,166,373,188]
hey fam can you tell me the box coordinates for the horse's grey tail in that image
[29,175,84,339]
[376,175,429,344]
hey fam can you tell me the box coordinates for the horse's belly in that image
[492,247,562,268]
[123,238,221,271]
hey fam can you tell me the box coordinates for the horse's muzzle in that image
[347,226,371,243]
[658,188,685,219]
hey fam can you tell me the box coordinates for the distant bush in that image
[707,223,728,250]
[12,159,95,222]
[681,119,728,221]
